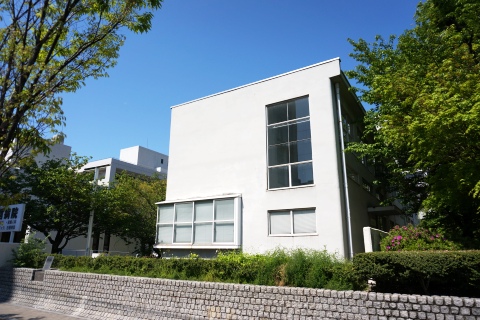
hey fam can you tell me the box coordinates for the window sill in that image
[267,184,315,192]
[153,244,240,250]
[268,233,318,237]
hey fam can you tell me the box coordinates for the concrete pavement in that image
[0,302,86,320]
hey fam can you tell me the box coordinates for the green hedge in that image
[353,251,480,297]
[44,249,364,291]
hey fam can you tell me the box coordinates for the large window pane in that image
[157,225,173,244]
[270,211,291,234]
[289,139,312,163]
[268,124,288,145]
[288,120,311,141]
[175,202,192,222]
[195,201,212,222]
[269,166,289,189]
[214,222,234,242]
[291,162,314,186]
[288,97,309,120]
[158,205,174,223]
[215,199,234,220]
[293,210,316,234]
[268,144,289,166]
[267,102,288,125]
[267,97,312,189]
[194,223,212,244]
[174,225,192,243]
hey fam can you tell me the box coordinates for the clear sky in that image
[60,0,419,161]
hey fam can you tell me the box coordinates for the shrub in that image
[353,251,480,297]
[11,236,46,268]
[380,224,460,251]
[48,248,364,291]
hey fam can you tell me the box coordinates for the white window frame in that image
[155,195,241,249]
[268,208,317,236]
[266,96,314,190]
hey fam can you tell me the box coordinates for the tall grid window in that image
[156,198,235,245]
[267,96,314,189]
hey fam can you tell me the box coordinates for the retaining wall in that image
[0,268,479,319]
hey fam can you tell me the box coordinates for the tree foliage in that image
[105,173,166,256]
[12,156,108,253]
[11,234,47,268]
[380,224,460,252]
[0,0,162,176]
[346,0,480,246]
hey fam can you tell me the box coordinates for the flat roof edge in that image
[156,193,242,205]
[171,58,341,109]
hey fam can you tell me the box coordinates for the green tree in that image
[346,0,480,246]
[14,156,108,253]
[0,0,162,176]
[105,173,166,256]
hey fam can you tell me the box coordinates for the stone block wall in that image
[0,268,479,319]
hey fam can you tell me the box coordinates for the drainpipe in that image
[335,82,354,260]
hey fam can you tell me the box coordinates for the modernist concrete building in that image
[64,146,169,255]
[81,145,168,183]
[155,58,406,258]
[1,141,169,258]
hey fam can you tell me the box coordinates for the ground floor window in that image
[156,196,240,247]
[269,208,316,235]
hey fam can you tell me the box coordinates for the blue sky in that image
[60,0,419,161]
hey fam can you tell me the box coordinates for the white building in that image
[63,146,169,255]
[155,58,406,258]
[81,146,168,183]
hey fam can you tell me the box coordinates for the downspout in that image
[335,82,354,260]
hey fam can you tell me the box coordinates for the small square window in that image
[269,209,316,235]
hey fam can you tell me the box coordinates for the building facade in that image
[64,146,169,255]
[156,59,405,258]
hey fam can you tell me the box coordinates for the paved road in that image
[0,302,86,320]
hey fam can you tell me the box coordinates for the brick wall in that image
[0,268,479,319]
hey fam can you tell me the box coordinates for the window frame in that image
[268,208,317,236]
[155,195,241,249]
[266,96,314,190]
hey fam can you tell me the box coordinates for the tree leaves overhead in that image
[346,0,480,245]
[0,0,162,176]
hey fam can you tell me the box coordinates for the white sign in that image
[0,204,25,232]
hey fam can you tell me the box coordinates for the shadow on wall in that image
[0,266,14,302]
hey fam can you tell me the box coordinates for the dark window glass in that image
[288,120,311,141]
[291,162,314,186]
[267,103,288,125]
[268,143,289,166]
[269,166,289,188]
[268,124,288,145]
[288,97,309,120]
[289,139,312,163]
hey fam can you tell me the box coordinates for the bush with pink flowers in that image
[380,224,460,251]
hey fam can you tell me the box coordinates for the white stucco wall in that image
[119,146,168,173]
[165,59,352,256]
